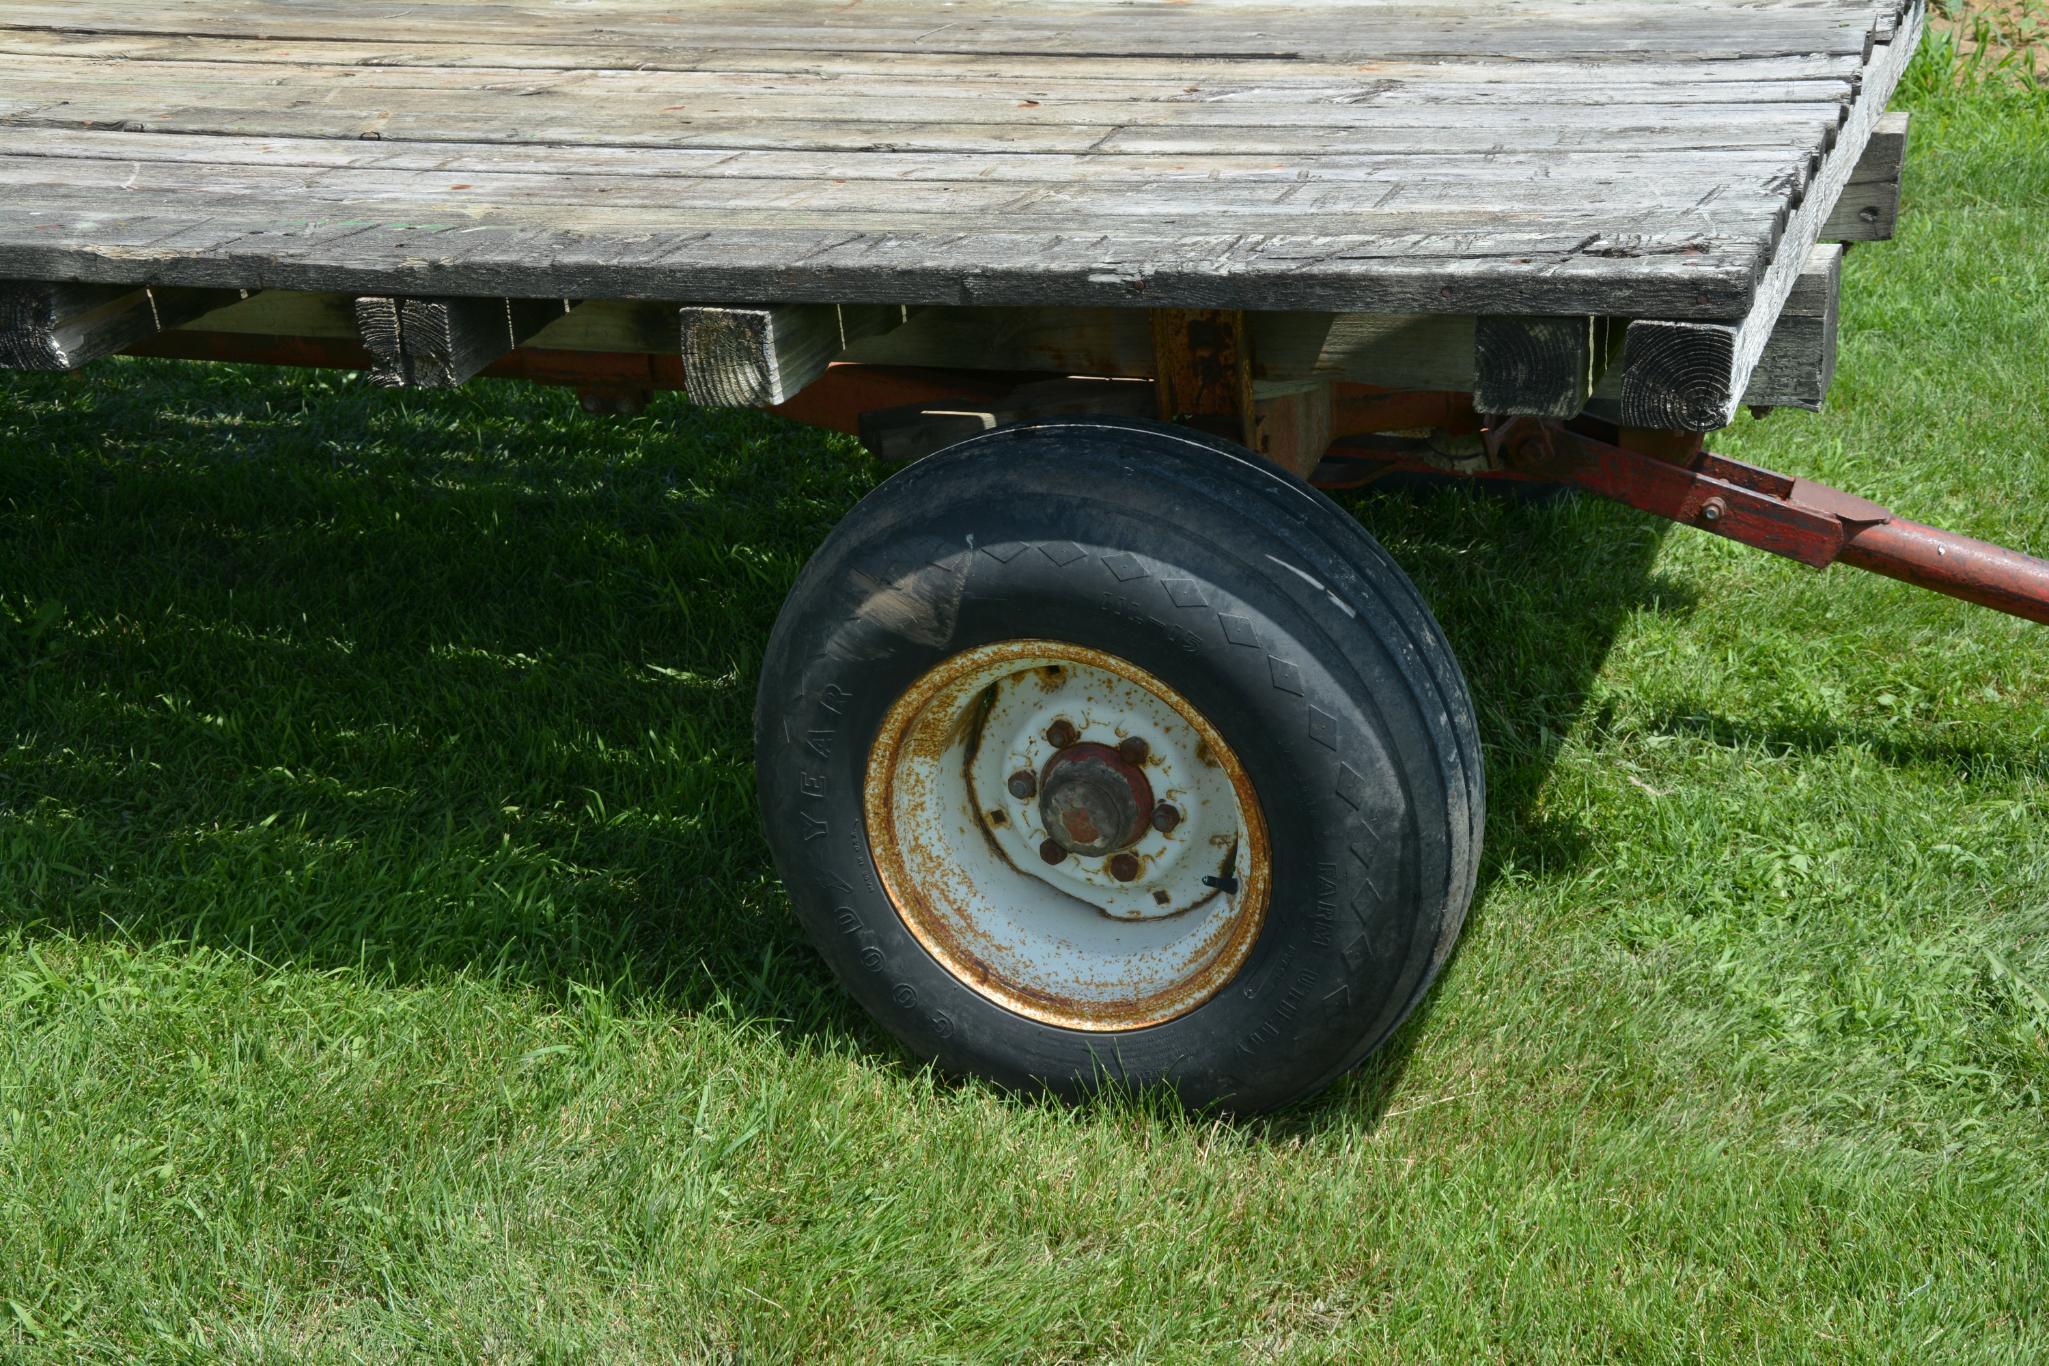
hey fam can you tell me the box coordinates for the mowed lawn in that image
[3,51,2046,1364]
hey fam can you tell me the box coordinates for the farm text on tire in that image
[756,419,1484,1114]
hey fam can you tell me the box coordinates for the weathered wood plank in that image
[679,303,909,407]
[0,2,1896,64]
[1619,3,1923,430]
[1822,110,1910,242]
[0,54,1866,116]
[1473,316,1619,418]
[1743,245,1842,410]
[0,27,1876,95]
[0,124,1818,190]
[0,1,1921,327]
[0,281,243,370]
[0,153,1808,224]
[0,209,1764,318]
[355,294,572,386]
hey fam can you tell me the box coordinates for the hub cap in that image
[1039,742,1154,857]
[865,640,1271,1032]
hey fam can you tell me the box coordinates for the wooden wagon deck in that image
[0,0,1924,429]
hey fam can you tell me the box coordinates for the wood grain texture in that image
[355,294,571,386]
[679,303,908,406]
[0,0,1921,323]
[1590,245,1842,413]
[1620,2,1922,430]
[1473,316,1619,418]
[1822,110,1911,242]
[0,281,242,370]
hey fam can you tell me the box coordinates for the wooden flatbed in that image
[0,0,1922,428]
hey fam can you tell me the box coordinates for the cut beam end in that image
[356,295,573,388]
[680,303,909,408]
[1619,320,1740,433]
[1,282,241,372]
[1473,315,1616,418]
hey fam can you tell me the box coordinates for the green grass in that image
[3,59,2047,1365]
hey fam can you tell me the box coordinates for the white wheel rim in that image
[866,640,1271,1032]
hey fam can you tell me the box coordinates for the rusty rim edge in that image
[863,639,1273,1034]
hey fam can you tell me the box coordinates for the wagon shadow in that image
[1278,488,1691,1131]
[5,361,1686,1123]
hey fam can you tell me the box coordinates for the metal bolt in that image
[1045,719,1079,749]
[1700,496,1727,526]
[1039,839,1069,866]
[1007,769,1038,800]
[1117,735,1150,765]
[1151,803,1182,834]
[1109,853,1142,883]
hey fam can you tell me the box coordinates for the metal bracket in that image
[1487,418,2049,623]
[1150,308,1257,450]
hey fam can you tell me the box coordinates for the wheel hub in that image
[1038,741,1154,857]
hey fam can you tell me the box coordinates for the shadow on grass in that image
[1639,707,2048,782]
[3,360,1687,1123]
[1258,488,1693,1132]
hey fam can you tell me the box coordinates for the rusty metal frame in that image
[1490,418,2049,623]
[1149,308,1257,449]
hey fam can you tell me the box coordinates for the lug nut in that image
[1151,803,1182,834]
[1109,853,1143,883]
[1045,719,1079,749]
[1039,839,1069,866]
[1007,769,1038,799]
[1117,735,1150,765]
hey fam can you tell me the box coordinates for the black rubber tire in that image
[756,419,1483,1114]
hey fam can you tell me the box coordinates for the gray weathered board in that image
[0,0,1922,427]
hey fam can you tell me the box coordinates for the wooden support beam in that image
[354,295,573,388]
[1473,315,1619,418]
[1618,12,1921,431]
[1250,380,1335,479]
[1823,111,1911,243]
[1743,245,1842,412]
[678,303,909,407]
[170,292,1485,396]
[1590,245,1842,419]
[0,281,242,371]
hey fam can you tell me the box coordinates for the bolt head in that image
[1116,735,1150,765]
[1109,853,1142,883]
[1151,803,1182,834]
[1046,719,1080,749]
[1007,769,1038,800]
[1039,839,1069,866]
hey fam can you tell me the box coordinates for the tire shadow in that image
[1271,486,1693,1133]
